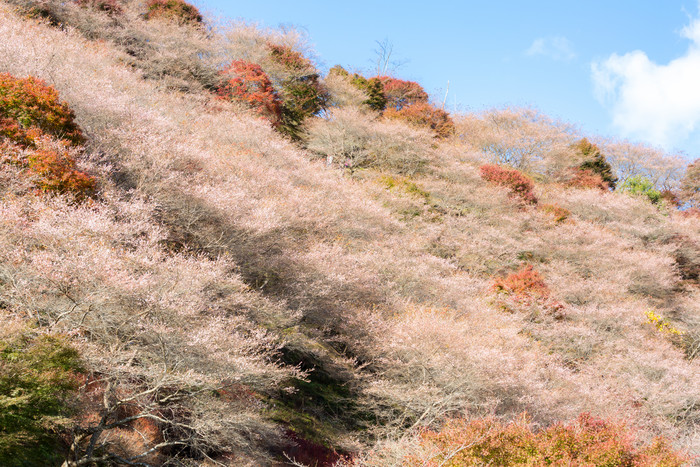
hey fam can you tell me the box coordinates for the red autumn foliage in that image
[384,101,455,139]
[376,76,429,110]
[404,413,689,466]
[492,264,550,300]
[0,73,95,200]
[217,60,283,126]
[568,168,609,191]
[144,0,203,24]
[24,147,96,200]
[480,163,538,204]
[0,73,84,147]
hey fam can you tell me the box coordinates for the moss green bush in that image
[0,331,82,466]
[620,175,662,204]
[268,44,329,139]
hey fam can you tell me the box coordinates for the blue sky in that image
[200,1,700,158]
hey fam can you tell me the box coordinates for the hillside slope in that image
[0,1,698,465]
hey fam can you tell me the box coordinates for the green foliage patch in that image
[0,330,82,466]
[620,175,662,204]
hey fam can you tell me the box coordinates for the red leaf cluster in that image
[24,147,96,200]
[480,163,538,204]
[217,60,283,126]
[492,264,550,300]
[376,76,428,111]
[384,101,455,139]
[1,73,95,200]
[0,73,84,147]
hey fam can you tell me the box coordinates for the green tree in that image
[620,175,662,204]
[572,138,617,189]
[328,66,387,111]
[0,332,82,466]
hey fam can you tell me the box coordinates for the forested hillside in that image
[0,1,698,465]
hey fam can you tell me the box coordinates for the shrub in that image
[217,60,283,126]
[492,264,550,301]
[76,0,123,14]
[568,168,609,191]
[328,66,387,111]
[384,102,455,139]
[305,107,431,175]
[572,138,617,189]
[144,0,203,25]
[403,413,688,466]
[268,43,313,72]
[0,73,84,147]
[670,235,700,283]
[376,76,428,110]
[620,175,662,204]
[0,331,82,466]
[352,75,387,112]
[380,175,430,200]
[24,146,96,200]
[541,203,570,223]
[268,45,329,139]
[323,66,370,109]
[278,77,329,139]
[480,164,538,205]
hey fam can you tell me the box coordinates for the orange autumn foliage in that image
[217,60,283,126]
[403,413,689,466]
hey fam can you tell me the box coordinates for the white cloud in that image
[592,11,700,149]
[525,36,575,61]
